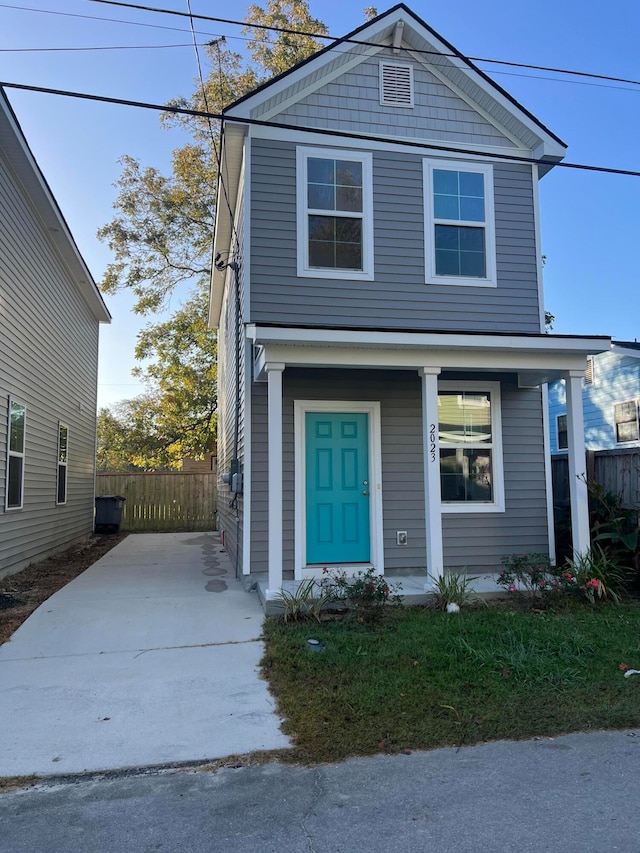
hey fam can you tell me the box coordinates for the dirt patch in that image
[0,534,127,646]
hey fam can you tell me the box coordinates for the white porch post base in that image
[564,369,590,556]
[420,367,443,588]
[267,363,285,594]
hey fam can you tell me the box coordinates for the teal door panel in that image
[305,412,370,564]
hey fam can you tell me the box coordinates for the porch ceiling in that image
[248,325,611,387]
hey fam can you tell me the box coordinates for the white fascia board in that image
[247,123,527,163]
[610,345,640,360]
[209,125,246,329]
[0,92,110,323]
[224,14,399,120]
[247,324,610,356]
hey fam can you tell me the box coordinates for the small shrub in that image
[497,548,628,606]
[319,567,402,619]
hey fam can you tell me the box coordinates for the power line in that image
[0,2,223,38]
[0,43,200,53]
[2,78,638,179]
[88,0,640,90]
[3,3,638,95]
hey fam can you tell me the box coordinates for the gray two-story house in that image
[211,4,608,601]
[0,88,111,578]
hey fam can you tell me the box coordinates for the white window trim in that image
[423,159,497,288]
[379,61,414,108]
[293,400,384,579]
[556,412,568,451]
[56,422,69,506]
[5,397,26,511]
[613,398,640,445]
[296,147,374,281]
[439,380,505,513]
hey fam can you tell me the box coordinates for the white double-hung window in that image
[297,147,373,280]
[438,381,504,512]
[5,398,26,510]
[424,160,496,287]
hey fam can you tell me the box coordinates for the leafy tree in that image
[97,1,327,467]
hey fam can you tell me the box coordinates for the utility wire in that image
[0,43,200,53]
[183,2,238,243]
[3,3,638,94]
[1,79,639,179]
[0,2,222,38]
[89,0,640,90]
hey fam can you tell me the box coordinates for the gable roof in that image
[223,3,566,159]
[0,88,110,324]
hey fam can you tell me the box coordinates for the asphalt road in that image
[2,730,640,853]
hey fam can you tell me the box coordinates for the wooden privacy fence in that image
[551,449,640,509]
[96,472,217,532]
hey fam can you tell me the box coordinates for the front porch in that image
[247,325,610,601]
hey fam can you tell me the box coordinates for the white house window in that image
[438,382,504,512]
[557,414,568,450]
[379,62,414,107]
[297,147,373,280]
[6,398,26,510]
[424,160,496,287]
[57,423,68,505]
[614,400,639,443]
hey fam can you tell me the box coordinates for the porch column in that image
[564,369,590,556]
[266,362,285,598]
[420,367,443,586]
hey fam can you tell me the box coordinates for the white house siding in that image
[248,368,549,576]
[215,191,246,573]
[249,138,541,333]
[0,152,99,578]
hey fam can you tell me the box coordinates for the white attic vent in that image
[379,62,414,107]
[584,355,595,386]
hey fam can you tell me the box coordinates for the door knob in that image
[362,490,369,496]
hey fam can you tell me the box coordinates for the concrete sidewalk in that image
[0,532,290,778]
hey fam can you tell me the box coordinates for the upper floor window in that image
[614,400,639,444]
[57,423,68,505]
[438,381,504,513]
[423,160,496,287]
[5,398,26,510]
[296,147,374,281]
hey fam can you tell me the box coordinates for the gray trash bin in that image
[95,495,126,533]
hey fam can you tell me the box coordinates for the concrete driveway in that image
[0,532,290,778]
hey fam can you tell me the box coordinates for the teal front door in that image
[305,412,370,565]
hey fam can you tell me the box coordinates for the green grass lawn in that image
[262,605,640,763]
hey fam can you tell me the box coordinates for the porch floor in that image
[252,572,504,615]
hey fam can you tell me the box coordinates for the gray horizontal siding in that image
[216,191,246,569]
[249,139,541,333]
[269,48,514,148]
[249,368,549,576]
[0,152,100,578]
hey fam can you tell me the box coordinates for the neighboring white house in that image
[210,5,609,602]
[549,342,640,453]
[0,87,111,578]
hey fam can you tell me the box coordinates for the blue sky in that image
[1,0,638,407]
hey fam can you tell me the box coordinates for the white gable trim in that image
[224,7,565,160]
[256,43,382,122]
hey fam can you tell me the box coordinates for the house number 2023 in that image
[429,424,437,462]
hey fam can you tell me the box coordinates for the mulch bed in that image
[0,534,127,646]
